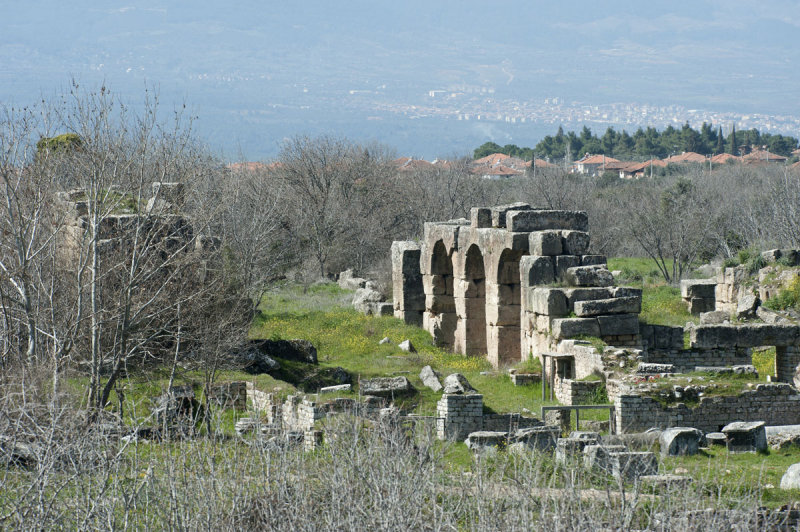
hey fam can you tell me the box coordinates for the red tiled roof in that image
[742,149,787,162]
[664,152,707,164]
[394,157,434,171]
[710,153,740,164]
[523,158,553,168]
[576,154,621,165]
[474,153,511,165]
[473,164,523,176]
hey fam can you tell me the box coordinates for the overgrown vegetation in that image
[763,276,800,311]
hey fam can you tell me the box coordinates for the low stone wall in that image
[282,395,327,431]
[615,383,800,433]
[437,394,483,440]
[645,347,752,373]
[555,379,603,405]
[777,346,800,383]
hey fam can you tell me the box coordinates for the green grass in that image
[661,445,800,507]
[753,347,777,378]
[251,282,558,416]
[608,258,692,327]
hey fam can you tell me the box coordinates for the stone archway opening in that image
[462,244,487,356]
[488,248,523,366]
[428,240,457,348]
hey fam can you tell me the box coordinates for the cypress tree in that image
[729,124,737,155]
[715,126,724,155]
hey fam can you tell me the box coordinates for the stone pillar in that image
[436,394,484,441]
[391,241,424,326]
[776,346,800,383]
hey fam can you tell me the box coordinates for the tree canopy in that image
[474,124,799,161]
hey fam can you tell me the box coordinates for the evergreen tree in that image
[729,124,737,155]
[715,126,724,155]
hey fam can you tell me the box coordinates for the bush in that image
[763,277,800,311]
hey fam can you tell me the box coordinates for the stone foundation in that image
[615,383,800,433]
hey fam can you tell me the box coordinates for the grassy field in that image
[609,257,693,327]
[250,281,565,418]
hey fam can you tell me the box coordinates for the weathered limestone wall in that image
[640,324,684,352]
[715,265,750,314]
[615,384,800,433]
[391,241,424,326]
[282,395,327,431]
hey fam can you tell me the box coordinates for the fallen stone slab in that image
[442,373,475,394]
[419,365,443,392]
[319,384,351,394]
[556,438,586,463]
[736,293,760,320]
[379,337,391,345]
[466,431,508,451]
[398,339,416,352]
[637,363,676,374]
[353,287,385,314]
[511,426,560,452]
[359,376,416,398]
[610,451,659,481]
[583,444,627,473]
[781,463,800,489]
[564,266,614,287]
[700,311,729,325]
[705,432,727,446]
[722,421,767,453]
[574,296,642,317]
[659,427,703,456]
[569,431,601,444]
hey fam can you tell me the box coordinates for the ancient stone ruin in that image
[391,204,800,438]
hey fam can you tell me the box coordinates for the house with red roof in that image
[574,154,620,176]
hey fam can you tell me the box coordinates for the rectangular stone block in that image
[426,294,455,314]
[486,303,521,326]
[455,297,486,319]
[498,260,520,284]
[565,266,614,287]
[529,231,562,256]
[391,241,421,276]
[598,314,640,336]
[530,287,568,316]
[574,296,642,317]
[611,286,642,298]
[581,255,607,267]
[680,279,716,299]
[561,230,590,255]
[520,255,555,286]
[491,202,531,228]
[506,210,589,232]
[610,452,658,481]
[470,207,492,228]
[564,288,613,307]
[722,421,767,453]
[555,255,581,282]
[551,318,600,339]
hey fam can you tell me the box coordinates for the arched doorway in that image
[428,240,456,348]
[463,244,487,356]
[488,248,523,366]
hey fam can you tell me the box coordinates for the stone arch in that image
[487,248,523,366]
[427,240,456,348]
[462,244,487,356]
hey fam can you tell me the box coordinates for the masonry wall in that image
[615,383,800,433]
[436,394,484,440]
[644,347,753,373]
[776,346,800,383]
[554,378,603,405]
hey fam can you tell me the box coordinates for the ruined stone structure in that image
[392,203,629,368]
[616,384,800,433]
